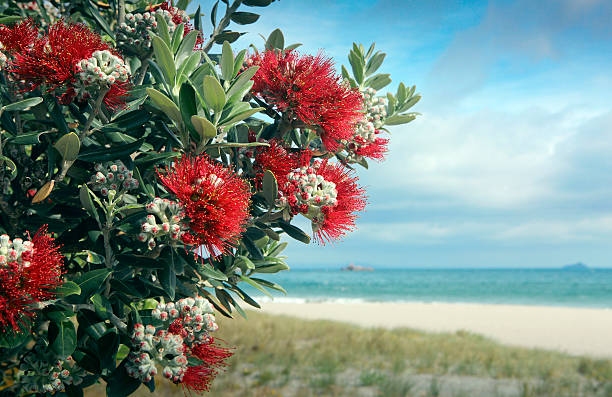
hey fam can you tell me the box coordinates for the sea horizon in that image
[244,267,612,309]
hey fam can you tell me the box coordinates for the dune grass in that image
[87,311,612,397]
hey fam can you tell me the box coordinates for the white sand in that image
[259,302,612,357]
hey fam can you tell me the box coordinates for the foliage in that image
[0,0,419,395]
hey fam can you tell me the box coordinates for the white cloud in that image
[361,107,600,209]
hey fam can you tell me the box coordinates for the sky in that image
[203,0,612,268]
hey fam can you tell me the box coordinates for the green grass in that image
[87,311,612,397]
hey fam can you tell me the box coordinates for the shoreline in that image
[253,296,612,309]
[258,301,612,357]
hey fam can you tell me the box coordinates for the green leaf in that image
[219,107,263,127]
[176,30,200,67]
[210,1,219,26]
[198,263,228,281]
[250,277,287,294]
[90,293,112,319]
[206,141,269,149]
[159,264,176,300]
[0,16,22,24]
[6,130,51,145]
[75,268,112,298]
[171,23,184,53]
[146,88,183,127]
[227,66,258,98]
[2,97,42,112]
[239,275,273,298]
[230,11,260,25]
[266,28,284,50]
[242,235,264,260]
[214,31,243,44]
[191,115,217,141]
[54,132,81,162]
[243,0,274,5]
[365,42,376,59]
[397,82,407,104]
[179,82,198,137]
[233,49,247,76]
[202,75,226,114]
[154,13,172,46]
[221,41,235,81]
[253,262,290,273]
[262,170,278,207]
[177,53,203,88]
[152,35,176,86]
[80,185,100,225]
[0,155,17,180]
[365,51,386,76]
[348,50,364,85]
[54,281,81,297]
[277,221,311,244]
[385,113,417,126]
[49,320,77,359]
[398,94,422,113]
[78,138,145,162]
[86,0,113,36]
[365,73,392,90]
[106,359,142,397]
[134,152,180,170]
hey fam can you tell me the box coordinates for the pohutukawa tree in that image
[0,0,420,395]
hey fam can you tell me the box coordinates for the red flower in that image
[253,140,299,189]
[0,226,64,333]
[191,337,233,370]
[278,160,366,244]
[313,161,367,243]
[181,365,216,393]
[0,18,39,55]
[249,50,363,151]
[9,19,130,109]
[157,155,251,257]
[351,134,389,161]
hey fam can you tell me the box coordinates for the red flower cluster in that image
[280,159,366,244]
[8,19,130,108]
[253,143,366,244]
[0,226,64,333]
[351,134,389,161]
[249,50,363,151]
[253,140,299,189]
[157,155,251,257]
[0,18,38,55]
[311,161,367,243]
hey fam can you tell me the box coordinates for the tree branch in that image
[202,0,242,53]
[79,88,109,140]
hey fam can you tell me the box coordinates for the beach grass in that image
[87,311,612,397]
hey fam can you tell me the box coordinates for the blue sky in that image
[205,0,612,267]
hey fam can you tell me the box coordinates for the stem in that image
[202,0,243,53]
[252,96,280,119]
[72,304,127,332]
[135,57,150,86]
[102,200,116,296]
[275,114,293,139]
[79,88,109,140]
[118,0,125,25]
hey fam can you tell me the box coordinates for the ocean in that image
[245,268,612,308]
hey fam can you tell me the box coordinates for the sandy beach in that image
[259,302,612,357]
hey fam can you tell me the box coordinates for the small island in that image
[341,263,374,272]
[562,262,590,271]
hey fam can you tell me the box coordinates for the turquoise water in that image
[246,268,612,308]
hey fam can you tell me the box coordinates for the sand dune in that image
[260,302,612,357]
